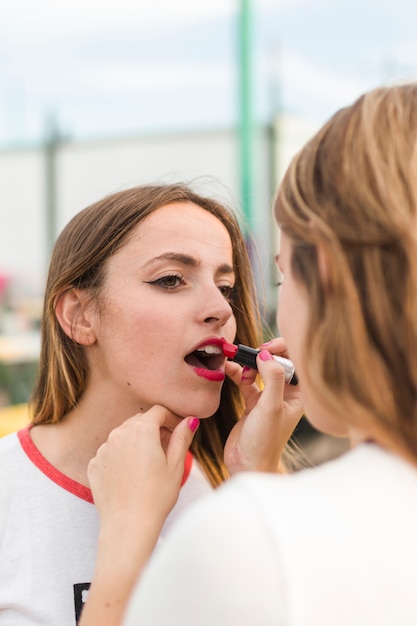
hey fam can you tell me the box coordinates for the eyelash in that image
[146,274,236,303]
[219,285,236,303]
[146,274,184,289]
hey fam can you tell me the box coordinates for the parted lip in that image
[189,336,226,352]
[184,336,227,373]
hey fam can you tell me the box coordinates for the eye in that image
[146,274,184,289]
[218,284,235,303]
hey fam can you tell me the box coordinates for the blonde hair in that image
[275,84,417,458]
[31,183,263,485]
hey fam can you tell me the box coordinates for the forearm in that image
[81,411,200,625]
[79,520,161,626]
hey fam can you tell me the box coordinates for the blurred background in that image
[0,0,415,457]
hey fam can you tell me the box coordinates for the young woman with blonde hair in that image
[84,84,417,626]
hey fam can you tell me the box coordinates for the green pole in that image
[238,0,254,232]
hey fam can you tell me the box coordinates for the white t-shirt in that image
[0,426,212,625]
[124,442,417,626]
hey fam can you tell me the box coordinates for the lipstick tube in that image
[224,343,298,385]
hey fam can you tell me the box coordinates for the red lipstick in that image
[223,342,298,385]
[185,338,226,382]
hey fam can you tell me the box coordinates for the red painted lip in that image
[190,336,227,351]
[193,367,225,382]
[185,336,227,382]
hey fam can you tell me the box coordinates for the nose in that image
[200,285,234,327]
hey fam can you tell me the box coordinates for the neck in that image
[349,423,417,469]
[30,390,143,486]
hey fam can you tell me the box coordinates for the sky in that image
[0,0,416,146]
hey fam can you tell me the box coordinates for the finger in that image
[255,349,286,417]
[166,417,200,472]
[224,360,244,384]
[225,360,257,387]
[138,405,182,432]
[117,407,181,455]
[259,337,290,358]
[241,365,258,386]
[225,360,260,411]
[93,407,175,470]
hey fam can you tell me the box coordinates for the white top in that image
[0,426,212,625]
[125,443,417,626]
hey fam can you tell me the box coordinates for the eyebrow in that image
[142,252,235,275]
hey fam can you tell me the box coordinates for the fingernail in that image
[241,365,251,380]
[188,417,200,433]
[260,340,272,347]
[259,349,273,361]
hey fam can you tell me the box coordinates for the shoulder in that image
[0,429,23,470]
[155,442,417,571]
[125,445,417,626]
[226,442,417,520]
[0,429,27,525]
[0,428,20,450]
[127,475,288,625]
[0,427,35,485]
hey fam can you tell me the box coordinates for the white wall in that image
[56,129,243,232]
[0,149,45,284]
[0,116,319,302]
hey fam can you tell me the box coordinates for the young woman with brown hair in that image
[0,182,302,625]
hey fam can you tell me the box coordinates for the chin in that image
[174,399,221,421]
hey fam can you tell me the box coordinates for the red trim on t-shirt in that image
[181,451,193,486]
[18,425,194,501]
[18,425,94,503]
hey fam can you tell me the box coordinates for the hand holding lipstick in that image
[223,341,298,385]
[223,337,303,475]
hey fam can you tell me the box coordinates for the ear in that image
[55,288,97,346]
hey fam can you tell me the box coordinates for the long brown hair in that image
[31,183,263,485]
[275,83,417,459]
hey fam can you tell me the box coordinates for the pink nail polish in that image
[260,340,272,347]
[259,349,273,361]
[241,365,252,380]
[188,417,200,432]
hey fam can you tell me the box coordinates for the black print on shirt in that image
[74,582,91,623]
